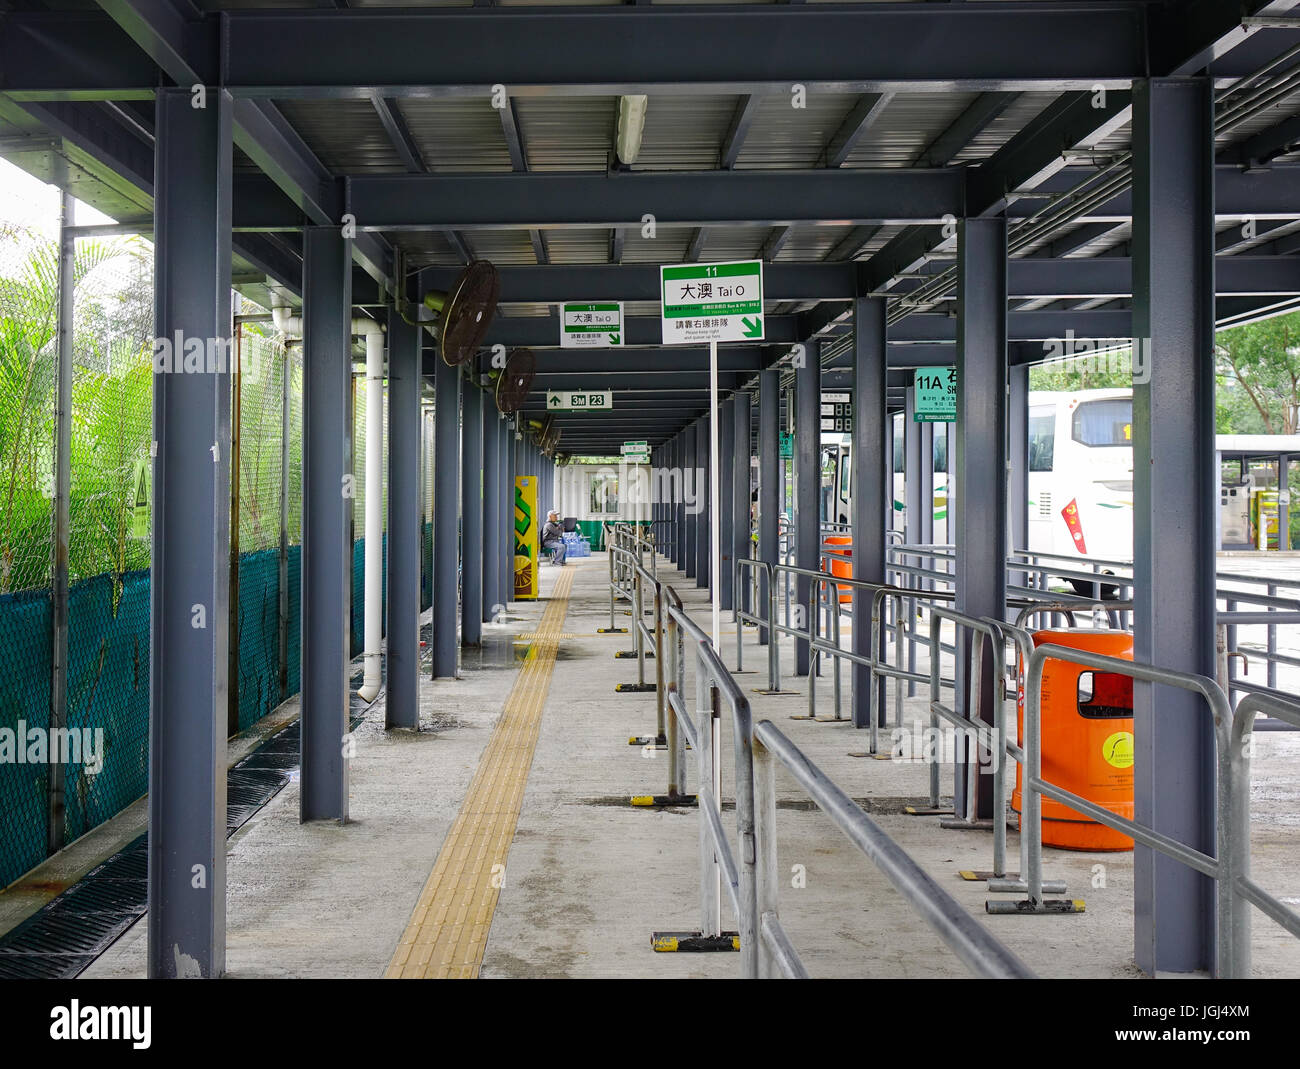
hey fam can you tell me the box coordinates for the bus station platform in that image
[48,551,1294,981]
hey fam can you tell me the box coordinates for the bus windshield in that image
[1072,398,1132,447]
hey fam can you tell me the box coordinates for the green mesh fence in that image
[0,588,52,889]
[63,570,150,845]
[236,550,280,732]
[0,186,404,890]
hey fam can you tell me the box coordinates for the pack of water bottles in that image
[562,531,590,558]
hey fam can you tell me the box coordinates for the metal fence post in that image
[48,189,73,856]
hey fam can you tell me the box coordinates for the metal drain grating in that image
[0,704,369,978]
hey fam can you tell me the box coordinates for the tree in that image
[1214,312,1300,434]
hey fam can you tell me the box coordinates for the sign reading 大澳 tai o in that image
[914,369,957,422]
[660,260,764,345]
[547,390,613,412]
[514,475,538,600]
[561,303,623,348]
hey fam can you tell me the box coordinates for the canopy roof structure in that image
[3,0,1299,452]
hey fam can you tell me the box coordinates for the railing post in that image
[653,583,666,742]
[768,565,781,692]
[698,671,720,939]
[753,739,778,979]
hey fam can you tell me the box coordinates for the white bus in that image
[828,389,1137,567]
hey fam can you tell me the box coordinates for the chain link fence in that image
[0,175,398,889]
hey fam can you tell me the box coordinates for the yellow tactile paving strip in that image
[386,566,576,979]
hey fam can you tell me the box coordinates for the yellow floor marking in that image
[386,565,576,979]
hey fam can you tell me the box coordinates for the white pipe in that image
[271,299,387,701]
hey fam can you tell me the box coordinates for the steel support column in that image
[904,387,922,544]
[696,416,709,589]
[301,226,353,825]
[719,395,735,610]
[904,385,923,694]
[148,87,233,978]
[483,396,501,621]
[733,391,752,616]
[461,382,483,646]
[919,421,935,547]
[852,299,888,727]
[432,359,460,677]
[758,371,779,645]
[502,418,513,605]
[1131,77,1217,975]
[1007,362,1030,605]
[954,216,1007,821]
[386,301,422,730]
[684,428,697,578]
[795,344,819,676]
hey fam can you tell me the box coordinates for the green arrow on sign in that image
[549,394,562,406]
[742,315,762,338]
[609,333,619,345]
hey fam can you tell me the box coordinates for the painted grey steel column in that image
[852,299,888,727]
[718,396,735,610]
[672,436,683,565]
[386,302,421,730]
[954,216,1007,821]
[502,419,512,604]
[1131,77,1216,975]
[920,421,935,547]
[904,387,922,545]
[684,426,697,578]
[461,382,483,645]
[483,395,501,620]
[1007,363,1030,607]
[432,358,460,677]
[148,88,233,978]
[301,227,353,825]
[733,391,752,615]
[794,343,819,676]
[758,371,779,645]
[903,386,924,695]
[695,416,709,588]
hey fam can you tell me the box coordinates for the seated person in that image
[542,509,567,565]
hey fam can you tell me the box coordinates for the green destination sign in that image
[914,369,956,422]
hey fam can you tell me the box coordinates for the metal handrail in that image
[752,719,1034,979]
[656,582,1034,979]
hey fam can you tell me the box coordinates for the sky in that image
[0,156,117,235]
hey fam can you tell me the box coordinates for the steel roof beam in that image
[423,263,858,303]
[720,94,762,169]
[88,0,393,290]
[370,93,425,173]
[210,6,1148,94]
[824,92,895,168]
[345,169,963,229]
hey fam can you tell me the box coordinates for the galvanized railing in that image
[1009,639,1300,976]
[655,581,1036,979]
[725,535,1300,975]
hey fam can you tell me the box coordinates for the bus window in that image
[840,449,852,500]
[1071,398,1132,447]
[1029,412,1055,471]
[933,426,947,473]
[893,434,904,473]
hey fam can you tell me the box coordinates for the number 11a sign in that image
[914,368,956,422]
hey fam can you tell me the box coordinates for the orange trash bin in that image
[822,536,853,604]
[1013,629,1135,851]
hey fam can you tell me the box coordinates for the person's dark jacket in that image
[542,520,564,545]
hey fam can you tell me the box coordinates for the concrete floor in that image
[67,551,1300,978]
